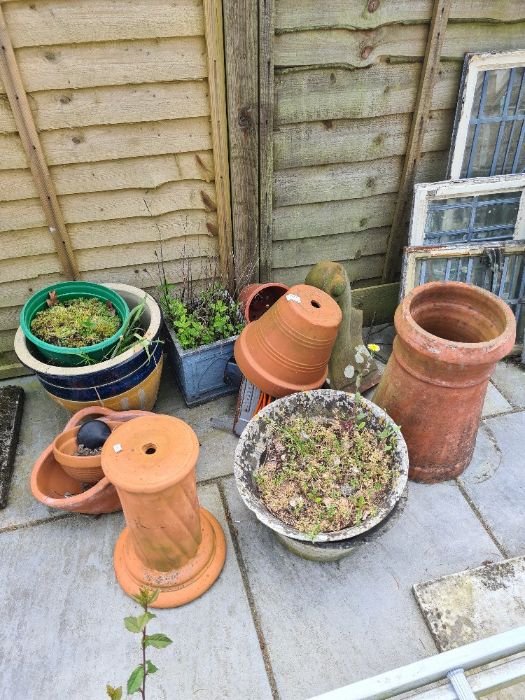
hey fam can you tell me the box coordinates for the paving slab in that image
[491,361,525,408]
[460,411,525,557]
[0,484,272,700]
[223,477,502,700]
[0,385,24,508]
[155,366,238,481]
[414,557,525,652]
[482,382,512,417]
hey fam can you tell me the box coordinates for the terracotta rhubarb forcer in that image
[30,406,153,514]
[238,283,289,322]
[234,284,342,397]
[374,282,516,483]
[102,414,226,608]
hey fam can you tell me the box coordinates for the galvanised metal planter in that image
[234,389,409,561]
[374,281,516,483]
[164,321,239,407]
[14,283,163,412]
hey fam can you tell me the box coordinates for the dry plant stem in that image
[141,625,147,700]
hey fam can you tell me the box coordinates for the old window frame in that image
[408,174,525,247]
[448,50,525,180]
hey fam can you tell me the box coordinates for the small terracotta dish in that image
[53,426,105,483]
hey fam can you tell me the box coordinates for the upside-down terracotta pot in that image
[234,284,342,397]
[30,406,152,514]
[102,414,226,608]
[238,283,289,322]
[374,282,516,483]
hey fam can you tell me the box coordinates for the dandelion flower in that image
[367,343,380,353]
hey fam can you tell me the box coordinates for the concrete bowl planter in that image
[14,283,163,412]
[234,389,409,561]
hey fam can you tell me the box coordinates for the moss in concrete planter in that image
[254,409,399,540]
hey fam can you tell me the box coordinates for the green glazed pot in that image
[20,282,129,367]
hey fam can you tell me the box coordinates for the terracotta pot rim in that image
[53,426,103,468]
[102,414,200,493]
[238,282,289,322]
[14,283,161,376]
[397,281,516,364]
[30,444,114,508]
[234,389,409,543]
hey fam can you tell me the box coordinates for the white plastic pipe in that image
[309,626,525,700]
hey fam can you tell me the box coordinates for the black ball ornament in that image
[77,419,111,450]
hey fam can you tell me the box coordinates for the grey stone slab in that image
[156,369,238,482]
[482,382,512,418]
[0,484,272,700]
[414,556,525,652]
[223,477,502,700]
[491,361,525,409]
[0,385,24,508]
[0,375,68,530]
[365,323,394,363]
[461,412,525,556]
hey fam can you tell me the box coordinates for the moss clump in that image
[30,297,121,348]
[254,411,398,540]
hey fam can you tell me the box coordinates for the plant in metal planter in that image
[161,282,245,407]
[234,389,408,561]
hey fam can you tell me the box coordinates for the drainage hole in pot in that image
[311,300,321,308]
[143,443,157,455]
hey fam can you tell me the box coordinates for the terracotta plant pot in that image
[102,414,226,608]
[238,283,289,322]
[53,427,105,483]
[374,282,516,483]
[234,284,342,397]
[30,406,153,514]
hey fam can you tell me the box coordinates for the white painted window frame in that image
[401,239,525,300]
[408,174,525,247]
[448,50,525,179]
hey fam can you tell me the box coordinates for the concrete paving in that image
[0,352,524,700]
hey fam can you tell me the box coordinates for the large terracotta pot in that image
[102,414,226,608]
[234,284,342,397]
[30,407,152,514]
[374,282,516,483]
[238,283,289,322]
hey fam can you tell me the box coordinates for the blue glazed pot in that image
[14,284,164,412]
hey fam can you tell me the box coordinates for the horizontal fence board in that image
[16,37,208,92]
[69,210,217,250]
[29,81,210,132]
[0,210,217,262]
[0,227,56,260]
[273,151,447,207]
[274,22,525,68]
[0,151,215,200]
[274,109,452,169]
[275,0,525,31]
[0,273,67,309]
[84,255,214,290]
[275,62,460,125]
[0,252,62,283]
[0,97,16,132]
[38,118,212,166]
[273,226,389,268]
[273,192,397,240]
[0,179,217,231]
[76,234,217,273]
[273,254,384,286]
[3,0,204,47]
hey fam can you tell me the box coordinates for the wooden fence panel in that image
[0,0,232,373]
